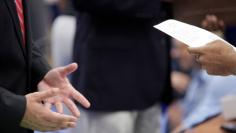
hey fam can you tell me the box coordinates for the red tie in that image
[15,0,25,45]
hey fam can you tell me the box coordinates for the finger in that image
[61,122,77,129]
[198,55,205,63]
[63,98,80,117]
[59,63,78,77]
[45,102,52,109]
[49,111,78,124]
[36,125,61,132]
[37,121,74,132]
[187,46,205,55]
[34,88,60,101]
[55,102,64,114]
[195,54,200,62]
[206,69,217,75]
[71,88,91,108]
[37,124,59,132]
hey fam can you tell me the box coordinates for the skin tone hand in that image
[201,14,224,32]
[37,63,90,117]
[188,40,236,76]
[171,125,193,133]
[21,89,78,132]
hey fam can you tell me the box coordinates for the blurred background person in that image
[173,0,236,26]
[173,73,236,133]
[167,15,236,133]
[167,41,207,131]
[172,0,236,45]
[70,0,173,133]
[161,2,236,132]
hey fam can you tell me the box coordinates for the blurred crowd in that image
[32,0,236,133]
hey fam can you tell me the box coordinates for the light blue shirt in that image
[182,72,236,129]
[181,70,212,118]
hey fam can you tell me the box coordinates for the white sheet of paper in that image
[154,19,231,47]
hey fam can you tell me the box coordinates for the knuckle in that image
[52,88,60,94]
[50,89,56,95]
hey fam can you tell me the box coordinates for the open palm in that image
[37,63,90,117]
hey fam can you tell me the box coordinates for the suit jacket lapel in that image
[3,0,27,56]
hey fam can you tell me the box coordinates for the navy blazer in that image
[0,0,50,132]
[72,0,173,111]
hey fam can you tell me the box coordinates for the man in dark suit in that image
[0,0,90,133]
[72,0,172,133]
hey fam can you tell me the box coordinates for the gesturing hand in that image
[37,63,90,117]
[21,89,78,132]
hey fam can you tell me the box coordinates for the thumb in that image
[34,88,59,101]
[187,46,205,55]
[59,63,78,77]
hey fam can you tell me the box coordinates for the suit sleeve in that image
[0,88,26,129]
[30,42,51,89]
[74,0,161,18]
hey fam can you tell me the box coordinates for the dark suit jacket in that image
[0,0,50,132]
[72,0,173,111]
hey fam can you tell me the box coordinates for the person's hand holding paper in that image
[154,19,236,76]
[188,40,236,75]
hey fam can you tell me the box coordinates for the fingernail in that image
[86,103,91,108]
[71,116,76,121]
[70,123,77,128]
[76,113,80,118]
